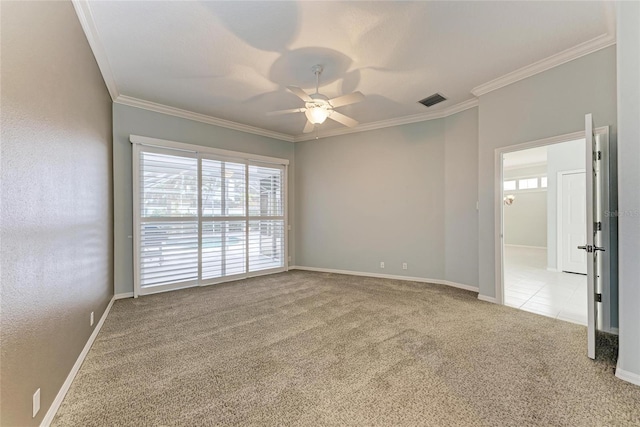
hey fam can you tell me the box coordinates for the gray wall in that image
[504,192,547,248]
[113,104,295,295]
[295,119,446,279]
[477,46,617,299]
[295,108,479,288]
[0,2,113,426]
[503,165,547,248]
[616,1,640,383]
[546,139,586,269]
[444,108,479,287]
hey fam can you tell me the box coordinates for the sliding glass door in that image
[201,158,247,281]
[134,144,287,296]
[138,148,199,293]
[247,163,285,273]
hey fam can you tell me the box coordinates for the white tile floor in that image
[504,246,587,325]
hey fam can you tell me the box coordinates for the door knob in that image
[594,246,606,252]
[578,245,593,253]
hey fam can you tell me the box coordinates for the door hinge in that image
[595,293,602,303]
[595,221,602,231]
[596,151,602,160]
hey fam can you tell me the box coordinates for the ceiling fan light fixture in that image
[305,106,330,124]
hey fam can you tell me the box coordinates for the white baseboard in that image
[504,244,546,250]
[114,291,134,300]
[477,294,498,304]
[40,296,115,426]
[437,279,479,292]
[615,367,640,387]
[288,265,479,293]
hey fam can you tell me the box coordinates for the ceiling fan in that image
[267,64,365,133]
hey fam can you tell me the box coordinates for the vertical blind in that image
[135,145,286,295]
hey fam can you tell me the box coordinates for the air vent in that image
[418,93,447,108]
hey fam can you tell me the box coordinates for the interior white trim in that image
[615,367,640,387]
[71,0,119,100]
[293,98,479,142]
[477,294,498,304]
[289,265,479,293]
[471,32,616,96]
[494,144,505,306]
[116,95,479,143]
[117,96,295,142]
[501,131,587,152]
[503,161,548,171]
[40,296,115,427]
[504,244,546,250]
[129,134,290,165]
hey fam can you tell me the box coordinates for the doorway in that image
[501,141,588,325]
[496,120,615,359]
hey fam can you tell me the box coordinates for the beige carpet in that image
[53,271,640,426]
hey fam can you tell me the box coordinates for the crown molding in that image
[72,0,119,100]
[115,95,295,142]
[293,98,479,142]
[73,0,612,143]
[115,95,477,144]
[471,32,616,97]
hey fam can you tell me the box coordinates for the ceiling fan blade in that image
[328,111,359,128]
[266,108,306,116]
[303,121,315,133]
[328,91,365,108]
[287,86,313,103]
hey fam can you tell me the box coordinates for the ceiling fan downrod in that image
[311,64,323,95]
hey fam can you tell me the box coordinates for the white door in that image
[582,113,604,360]
[560,172,587,274]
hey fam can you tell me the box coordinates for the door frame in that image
[494,127,609,308]
[556,169,587,274]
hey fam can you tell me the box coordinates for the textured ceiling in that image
[87,1,614,137]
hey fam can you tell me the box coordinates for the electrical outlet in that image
[90,311,94,326]
[402,263,408,270]
[380,262,385,269]
[33,388,40,418]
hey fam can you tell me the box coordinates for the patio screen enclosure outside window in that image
[133,140,287,296]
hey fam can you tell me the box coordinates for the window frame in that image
[131,135,289,297]
[503,173,548,193]
[517,177,539,190]
[503,180,517,191]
